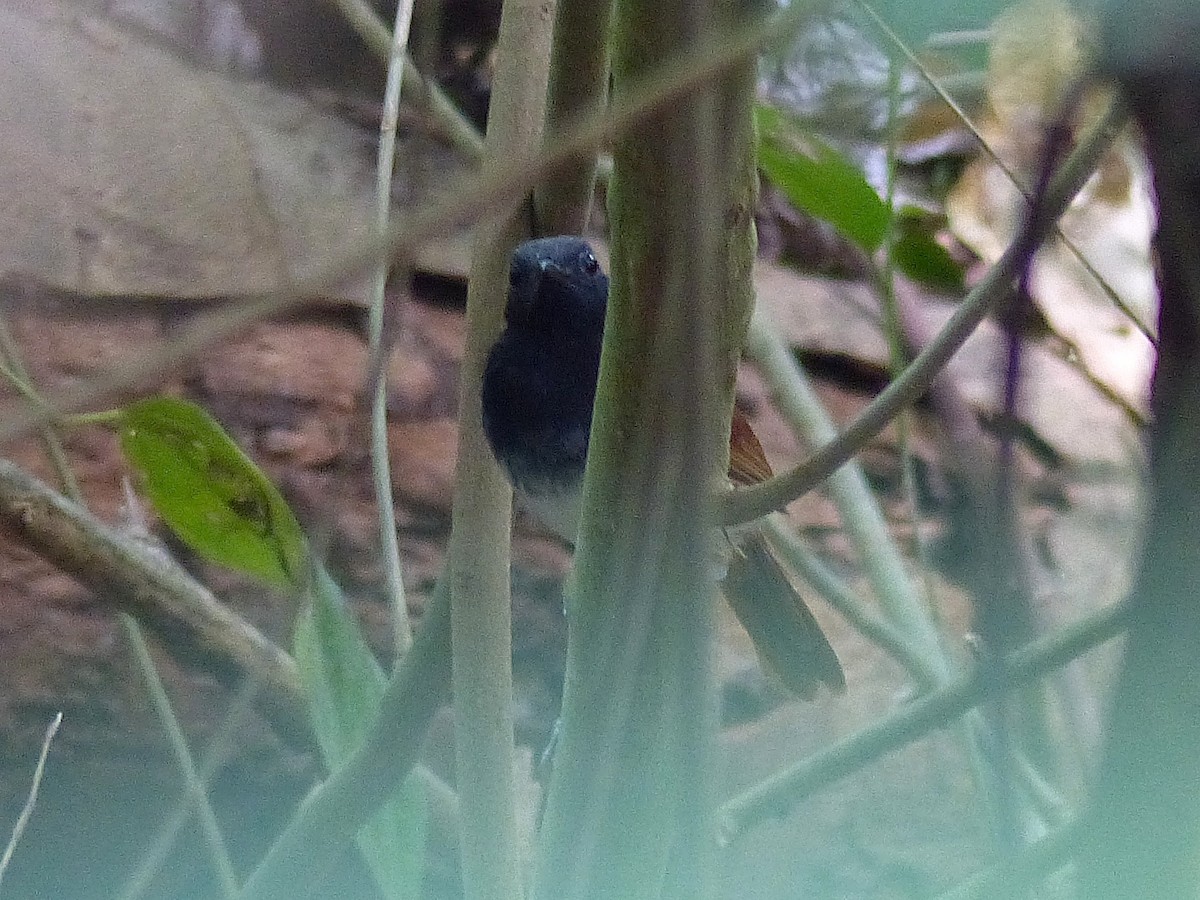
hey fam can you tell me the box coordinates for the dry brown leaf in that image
[988,0,1088,134]
[946,0,1155,418]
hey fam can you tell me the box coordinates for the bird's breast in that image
[481,330,597,527]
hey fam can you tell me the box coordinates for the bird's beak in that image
[538,258,568,283]
[505,263,543,326]
[506,258,568,326]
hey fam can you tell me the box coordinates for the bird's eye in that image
[582,252,600,275]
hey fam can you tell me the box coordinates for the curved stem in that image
[720,98,1128,527]
[368,0,418,654]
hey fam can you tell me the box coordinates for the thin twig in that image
[120,616,239,898]
[367,0,418,655]
[721,97,1128,526]
[321,0,484,159]
[116,681,260,900]
[0,712,62,889]
[716,597,1130,844]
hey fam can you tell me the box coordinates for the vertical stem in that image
[1080,16,1200,892]
[368,0,419,655]
[530,1,758,897]
[536,0,614,234]
[447,1,554,898]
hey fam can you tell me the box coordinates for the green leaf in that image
[119,397,309,589]
[294,566,427,899]
[892,207,966,292]
[755,104,891,253]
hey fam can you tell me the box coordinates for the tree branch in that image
[0,458,307,738]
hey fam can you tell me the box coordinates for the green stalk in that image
[744,314,949,683]
[368,0,418,654]
[530,0,761,897]
[0,459,305,730]
[446,1,555,898]
[535,0,614,234]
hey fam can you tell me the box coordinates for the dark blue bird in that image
[481,236,844,697]
[481,237,607,540]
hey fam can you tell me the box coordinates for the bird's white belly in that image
[517,486,583,545]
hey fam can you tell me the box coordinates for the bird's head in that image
[504,237,608,343]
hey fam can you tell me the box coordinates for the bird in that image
[481,236,844,697]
